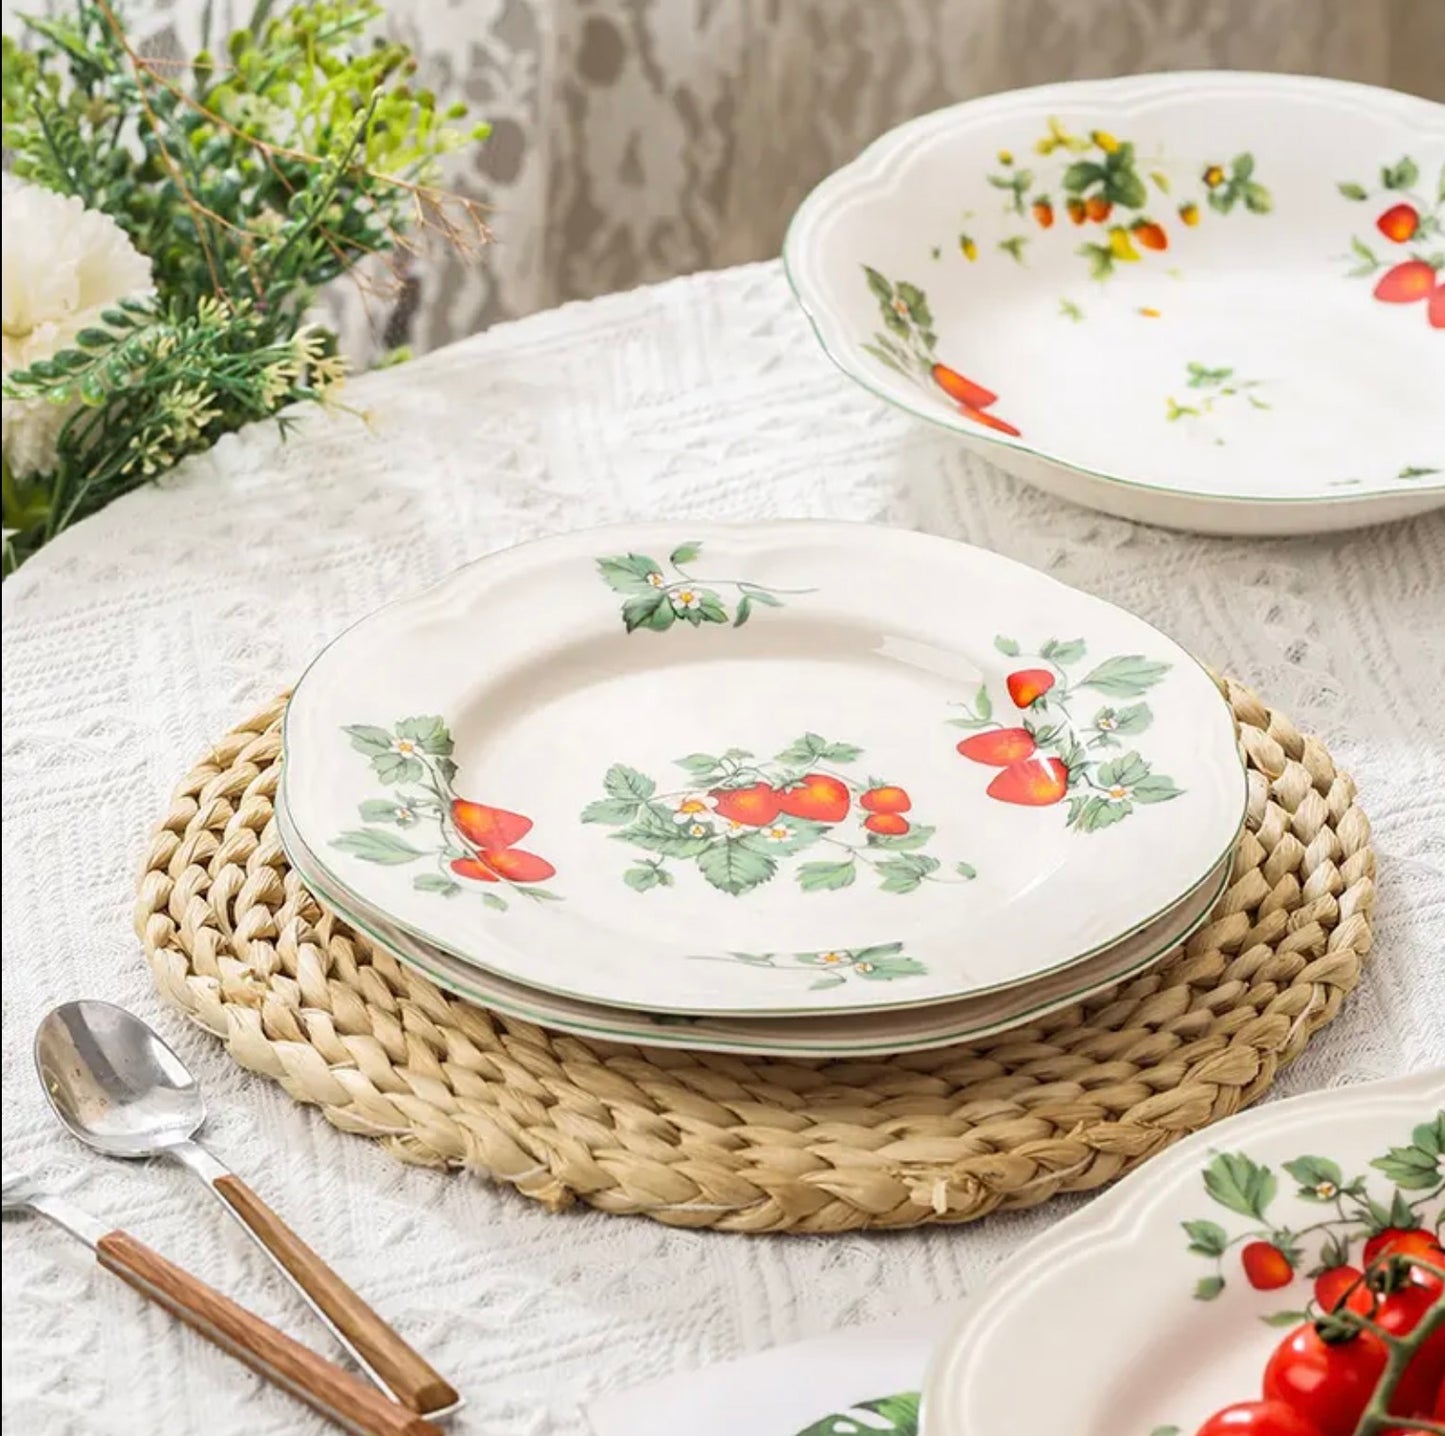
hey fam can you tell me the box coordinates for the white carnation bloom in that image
[2,176,153,477]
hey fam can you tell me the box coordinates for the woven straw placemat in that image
[136,679,1374,1233]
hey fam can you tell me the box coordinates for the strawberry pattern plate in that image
[784,73,1445,536]
[282,522,1244,1016]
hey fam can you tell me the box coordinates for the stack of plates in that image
[279,522,1246,1059]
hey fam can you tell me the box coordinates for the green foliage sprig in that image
[1,0,490,573]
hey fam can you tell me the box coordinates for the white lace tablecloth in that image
[2,260,1442,1436]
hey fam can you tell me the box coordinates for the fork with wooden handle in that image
[2,1169,440,1436]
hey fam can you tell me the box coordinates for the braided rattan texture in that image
[136,680,1374,1233]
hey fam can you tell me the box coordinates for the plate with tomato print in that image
[784,73,1445,536]
[923,1070,1445,1436]
[282,522,1244,1016]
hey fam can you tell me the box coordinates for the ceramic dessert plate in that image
[276,789,1231,1057]
[282,522,1245,1017]
[784,72,1445,535]
[922,1069,1445,1435]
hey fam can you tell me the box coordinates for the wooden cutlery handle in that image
[212,1174,458,1416]
[96,1230,438,1436]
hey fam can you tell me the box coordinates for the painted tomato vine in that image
[582,733,976,898]
[334,716,560,909]
[703,943,927,990]
[950,635,1182,832]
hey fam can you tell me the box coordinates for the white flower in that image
[672,794,715,824]
[672,588,701,611]
[2,177,153,478]
[761,823,794,843]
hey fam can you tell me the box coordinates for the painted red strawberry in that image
[709,783,783,827]
[958,402,1022,437]
[1066,197,1087,225]
[1429,283,1445,329]
[484,848,556,883]
[1085,195,1112,223]
[1132,219,1168,251]
[861,785,911,814]
[452,799,532,850]
[1006,669,1055,707]
[931,363,998,410]
[985,757,1069,806]
[1376,202,1420,243]
[1241,1240,1294,1291]
[956,727,1037,765]
[450,856,499,882]
[1032,198,1054,229]
[1374,260,1437,304]
[777,773,851,824]
[864,812,910,836]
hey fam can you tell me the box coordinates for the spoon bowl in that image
[35,1000,205,1156]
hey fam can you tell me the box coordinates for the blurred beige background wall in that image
[8,0,1443,359]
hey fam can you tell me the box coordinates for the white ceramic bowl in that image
[784,72,1445,535]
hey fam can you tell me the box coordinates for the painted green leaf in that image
[850,943,905,962]
[1131,774,1183,804]
[694,592,729,624]
[1041,637,1087,666]
[1103,702,1152,736]
[821,742,862,763]
[436,757,459,783]
[792,1391,921,1436]
[1231,152,1255,181]
[1382,156,1419,191]
[1337,180,1369,200]
[1150,1427,1182,1436]
[1068,796,1131,832]
[1194,1275,1226,1301]
[669,543,700,565]
[1109,168,1148,209]
[622,592,674,632]
[413,873,461,897]
[624,863,670,892]
[975,683,993,721]
[774,733,829,765]
[994,634,1020,657]
[796,858,857,892]
[1370,1114,1445,1189]
[810,975,847,991]
[604,764,656,802]
[1063,159,1106,192]
[744,588,784,608]
[863,265,895,303]
[581,798,640,825]
[856,956,928,981]
[1079,654,1172,696]
[372,752,424,785]
[359,798,419,825]
[997,235,1029,263]
[698,839,777,895]
[875,853,940,894]
[612,826,713,859]
[394,715,452,754]
[956,860,977,880]
[1261,1309,1310,1328]
[862,341,909,376]
[333,829,424,865]
[1282,1156,1346,1199]
[344,723,394,756]
[1098,752,1152,788]
[895,282,932,329]
[733,594,753,627]
[597,553,664,596]
[675,752,722,776]
[1203,1152,1278,1221]
[1242,183,1272,215]
[1182,1218,1229,1257]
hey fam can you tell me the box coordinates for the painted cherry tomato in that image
[1314,1265,1372,1315]
[1262,1321,1388,1436]
[1377,1283,1445,1416]
[1193,1400,1325,1436]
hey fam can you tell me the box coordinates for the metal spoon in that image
[2,1169,439,1436]
[34,1000,459,1419]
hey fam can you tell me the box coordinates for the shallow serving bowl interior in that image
[784,72,1445,534]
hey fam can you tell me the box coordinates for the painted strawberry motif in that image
[861,785,911,814]
[1085,194,1112,223]
[1032,197,1054,228]
[1429,284,1445,330]
[864,812,910,836]
[777,774,850,824]
[931,363,997,410]
[709,782,783,827]
[1006,668,1055,708]
[1376,202,1420,243]
[451,799,532,850]
[1241,1240,1294,1291]
[1374,260,1437,304]
[451,849,556,884]
[985,757,1069,806]
[1178,201,1200,227]
[1132,219,1168,251]
[1066,197,1087,225]
[958,403,1022,437]
[956,727,1037,765]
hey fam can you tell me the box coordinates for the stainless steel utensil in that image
[2,1169,439,1436]
[34,1000,459,1419]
